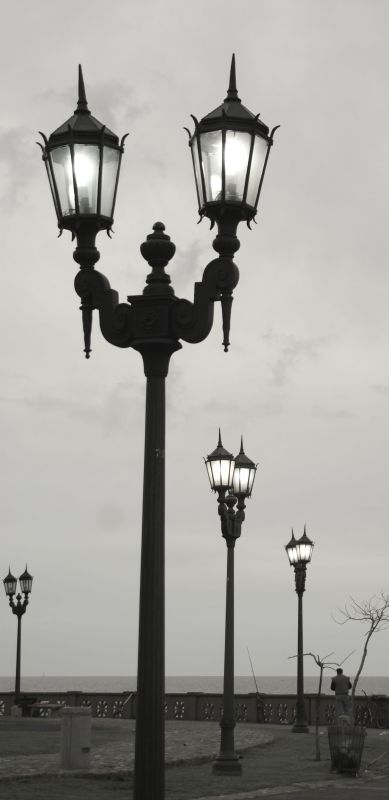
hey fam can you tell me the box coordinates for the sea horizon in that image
[0,674,388,696]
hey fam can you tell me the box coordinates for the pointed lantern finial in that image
[225,53,240,102]
[76,64,90,114]
[218,427,222,447]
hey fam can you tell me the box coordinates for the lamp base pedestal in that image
[291,722,310,733]
[212,755,242,775]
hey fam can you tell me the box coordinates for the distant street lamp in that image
[205,432,257,774]
[285,527,314,732]
[3,567,33,706]
[39,57,277,800]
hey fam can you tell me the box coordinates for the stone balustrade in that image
[0,691,387,727]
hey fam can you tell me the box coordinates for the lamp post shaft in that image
[293,587,308,732]
[134,374,166,800]
[213,542,241,774]
[15,614,22,706]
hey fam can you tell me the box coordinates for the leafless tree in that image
[334,592,389,703]
[289,650,352,760]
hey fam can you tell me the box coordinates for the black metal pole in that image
[293,571,309,733]
[213,541,241,774]
[134,372,166,800]
[14,613,22,706]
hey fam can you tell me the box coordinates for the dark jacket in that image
[331,674,352,694]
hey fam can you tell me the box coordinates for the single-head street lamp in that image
[285,526,314,732]
[205,432,257,774]
[39,60,276,800]
[3,566,33,706]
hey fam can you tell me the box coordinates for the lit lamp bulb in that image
[224,133,249,200]
[67,149,96,214]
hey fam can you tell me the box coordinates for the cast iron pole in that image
[213,539,241,773]
[15,613,22,706]
[293,565,309,732]
[134,371,167,798]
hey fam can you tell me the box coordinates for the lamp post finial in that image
[225,53,240,102]
[76,64,90,114]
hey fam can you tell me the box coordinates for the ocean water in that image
[0,675,388,696]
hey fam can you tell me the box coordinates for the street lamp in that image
[39,58,277,800]
[3,567,33,706]
[285,526,314,733]
[205,432,257,774]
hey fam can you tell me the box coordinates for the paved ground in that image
[0,718,389,798]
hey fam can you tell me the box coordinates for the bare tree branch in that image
[333,592,389,700]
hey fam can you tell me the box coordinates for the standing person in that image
[331,668,352,716]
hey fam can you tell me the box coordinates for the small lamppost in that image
[3,567,33,706]
[205,432,257,774]
[39,58,277,800]
[285,527,314,732]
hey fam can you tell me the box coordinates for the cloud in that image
[262,330,326,388]
[36,78,149,135]
[96,503,126,534]
[0,390,101,422]
[372,384,389,396]
[0,127,36,212]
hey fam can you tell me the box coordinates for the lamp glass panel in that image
[207,457,234,490]
[73,144,99,214]
[224,130,251,202]
[101,147,120,217]
[286,545,298,565]
[20,576,32,594]
[232,466,248,495]
[246,134,268,207]
[191,140,204,206]
[199,131,223,202]
[3,577,17,596]
[45,161,60,219]
[50,145,75,217]
[296,542,313,563]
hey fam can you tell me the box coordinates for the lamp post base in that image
[212,755,242,775]
[292,722,310,733]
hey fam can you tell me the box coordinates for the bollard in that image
[60,706,91,770]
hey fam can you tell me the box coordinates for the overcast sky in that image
[1,0,389,682]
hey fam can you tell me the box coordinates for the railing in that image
[0,691,387,727]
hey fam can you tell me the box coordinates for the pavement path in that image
[0,719,271,778]
[1,719,389,799]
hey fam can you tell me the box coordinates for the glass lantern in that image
[3,569,17,597]
[189,55,278,226]
[39,65,126,236]
[232,438,257,498]
[205,431,235,492]
[19,567,33,595]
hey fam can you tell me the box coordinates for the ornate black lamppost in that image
[39,58,277,800]
[3,567,33,706]
[205,432,257,774]
[285,527,314,733]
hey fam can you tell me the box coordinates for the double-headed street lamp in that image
[39,57,277,799]
[205,432,257,774]
[285,527,314,733]
[3,567,33,706]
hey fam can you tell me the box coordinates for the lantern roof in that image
[206,429,234,462]
[298,525,314,549]
[19,565,33,583]
[47,65,119,147]
[3,567,17,595]
[285,529,297,550]
[234,436,256,469]
[194,55,270,138]
[3,567,16,584]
